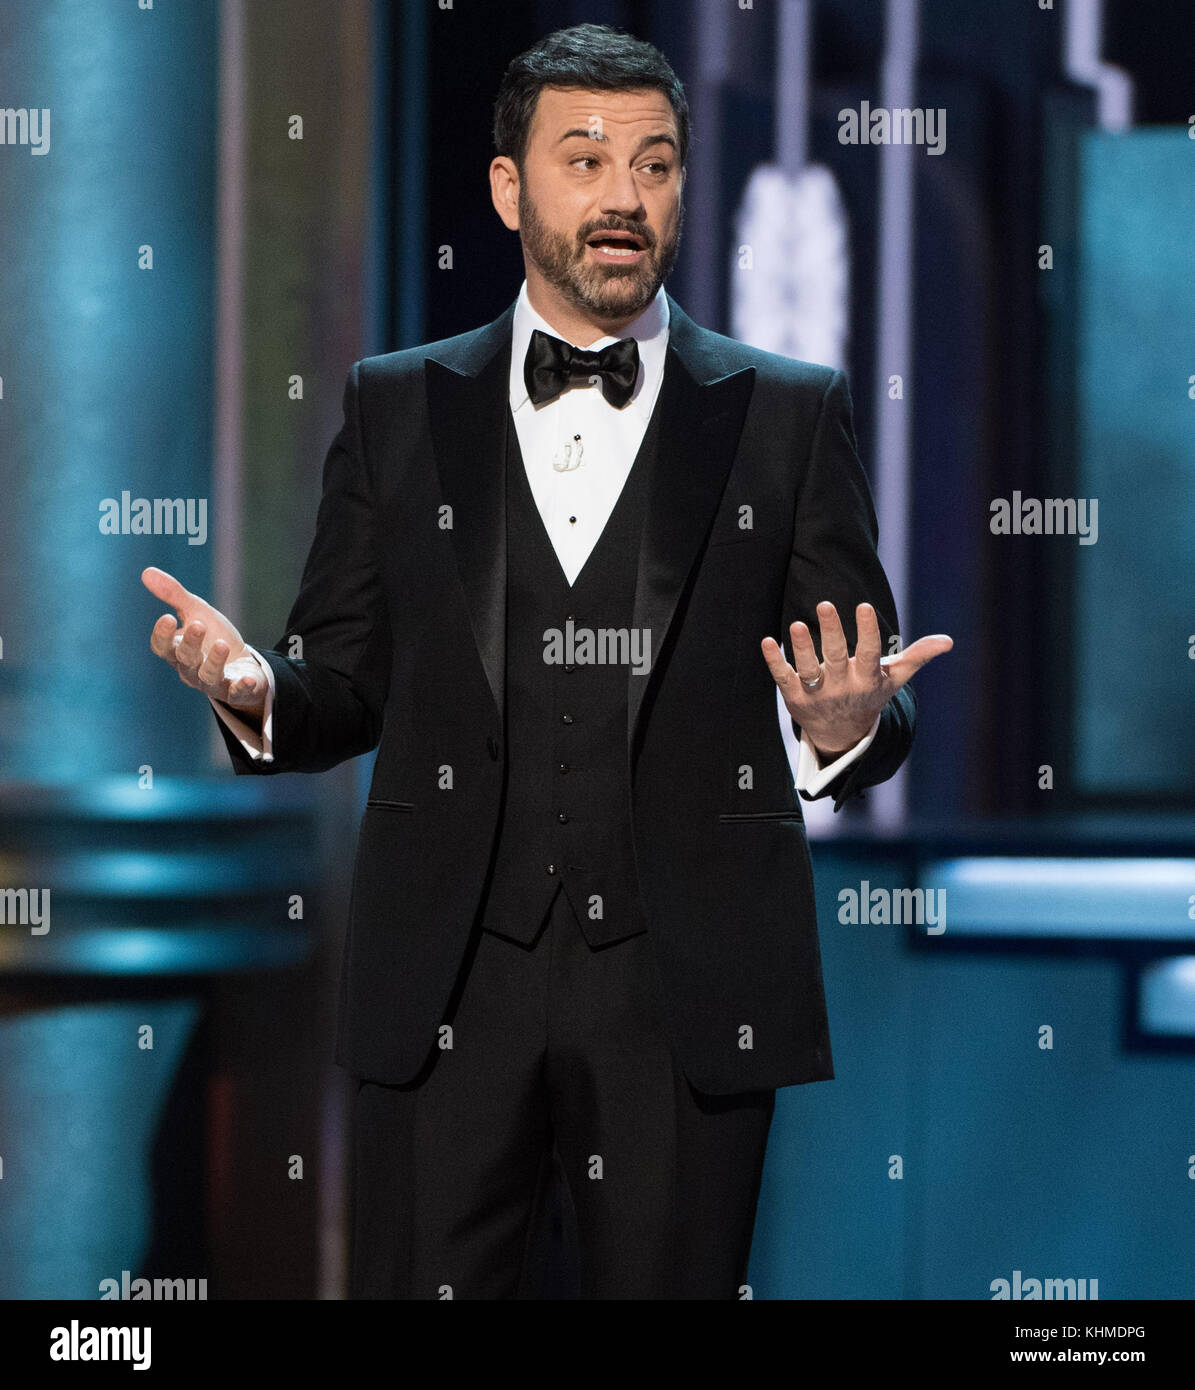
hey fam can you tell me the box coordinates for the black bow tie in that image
[524,329,640,409]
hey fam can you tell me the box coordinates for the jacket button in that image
[487,736,500,760]
[557,812,569,824]
[546,863,557,875]
[561,713,573,725]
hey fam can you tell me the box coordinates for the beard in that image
[517,179,684,325]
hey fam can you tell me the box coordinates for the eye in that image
[640,161,671,176]
[571,155,600,170]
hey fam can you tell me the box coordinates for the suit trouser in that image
[349,886,775,1299]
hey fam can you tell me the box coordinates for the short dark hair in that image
[493,23,690,171]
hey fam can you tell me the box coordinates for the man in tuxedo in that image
[144,23,949,1298]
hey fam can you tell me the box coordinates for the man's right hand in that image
[142,566,268,722]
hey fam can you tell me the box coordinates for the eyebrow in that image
[555,129,678,158]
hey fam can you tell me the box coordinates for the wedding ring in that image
[798,671,824,691]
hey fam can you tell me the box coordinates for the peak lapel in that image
[628,295,756,752]
[425,304,516,722]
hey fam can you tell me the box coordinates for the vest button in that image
[557,763,569,774]
[563,664,575,673]
[557,812,569,824]
[486,736,500,760]
[561,713,574,724]
[546,863,557,875]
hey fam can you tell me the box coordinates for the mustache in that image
[577,220,656,248]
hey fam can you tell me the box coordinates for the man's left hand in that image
[761,601,953,759]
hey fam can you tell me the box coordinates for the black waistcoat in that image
[477,396,662,947]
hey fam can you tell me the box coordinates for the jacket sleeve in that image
[212,360,392,775]
[781,367,916,812]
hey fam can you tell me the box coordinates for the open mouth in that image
[586,230,648,261]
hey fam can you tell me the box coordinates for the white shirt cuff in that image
[794,712,880,797]
[209,644,275,763]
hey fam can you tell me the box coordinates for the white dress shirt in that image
[212,281,876,795]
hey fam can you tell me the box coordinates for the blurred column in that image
[0,1,317,1299]
[0,0,219,775]
[870,0,919,828]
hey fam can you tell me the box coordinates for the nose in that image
[598,165,645,222]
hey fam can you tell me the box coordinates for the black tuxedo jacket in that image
[215,292,915,1093]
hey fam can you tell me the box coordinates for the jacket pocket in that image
[366,798,414,812]
[716,810,804,823]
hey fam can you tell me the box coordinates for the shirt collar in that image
[509,279,670,414]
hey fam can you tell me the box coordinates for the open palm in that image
[142,566,267,714]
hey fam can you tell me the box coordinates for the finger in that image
[815,600,849,671]
[788,620,822,684]
[223,655,264,704]
[760,636,799,694]
[150,613,182,663]
[173,618,206,670]
[854,603,883,681]
[197,638,230,691]
[879,633,955,687]
[141,566,191,615]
